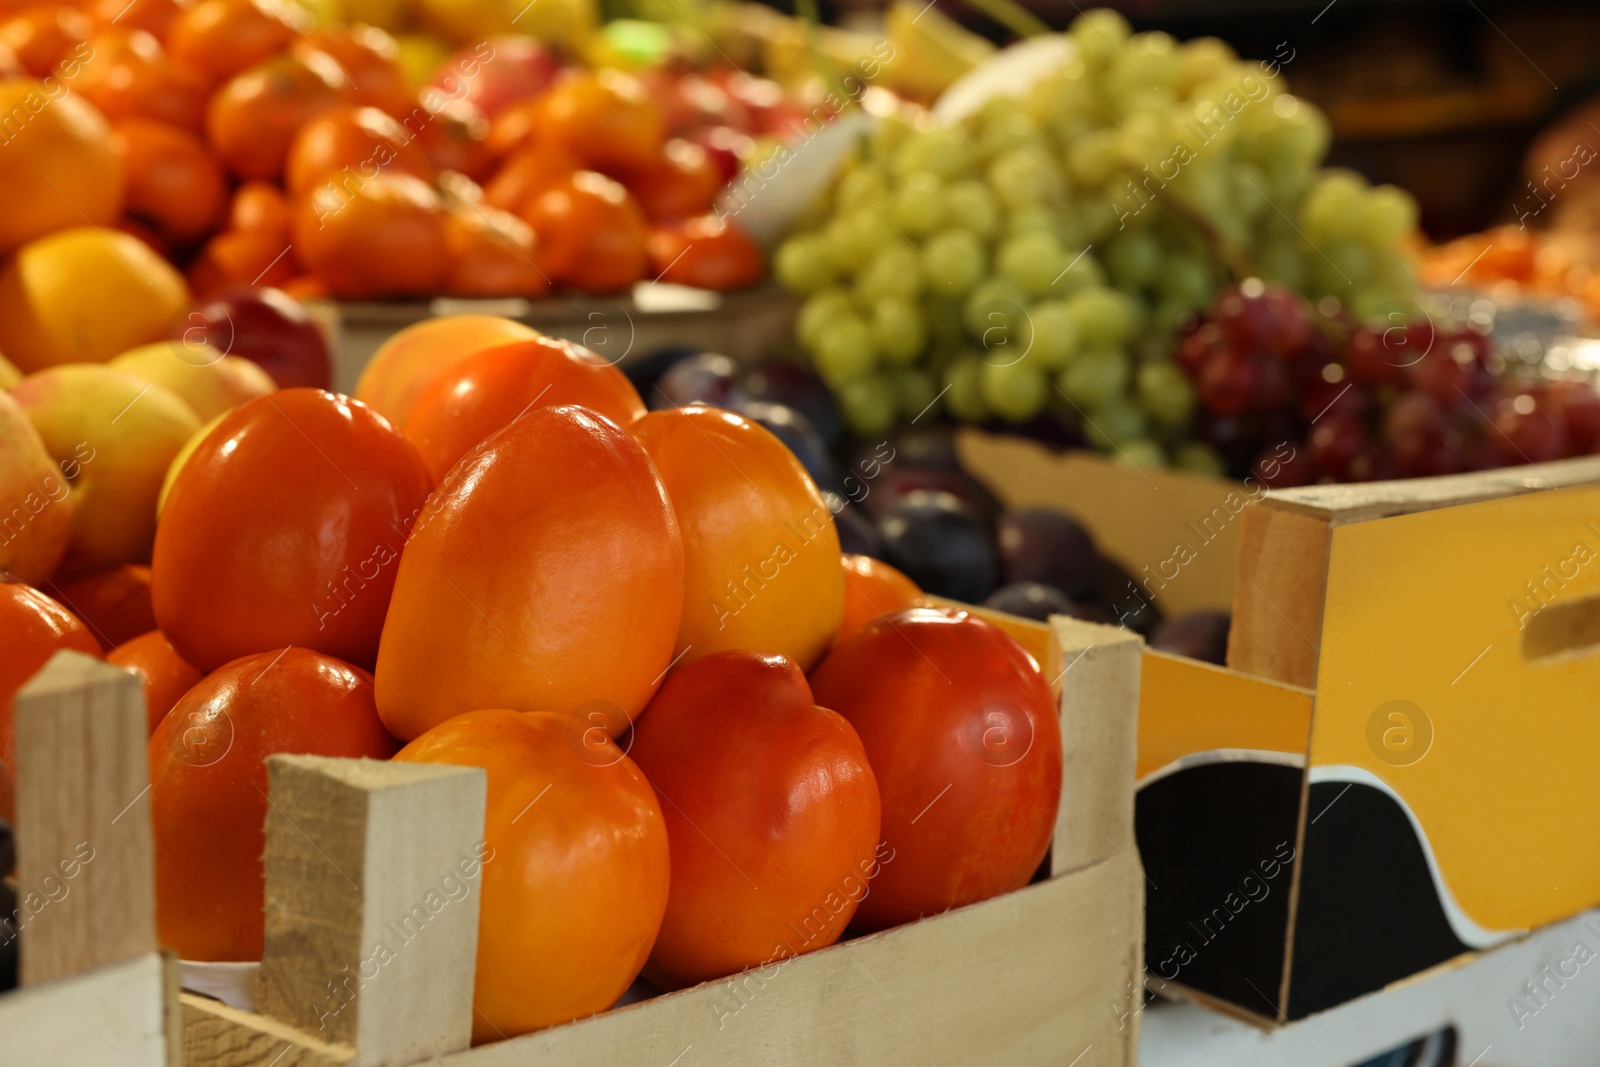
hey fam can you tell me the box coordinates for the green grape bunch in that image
[773,7,1421,466]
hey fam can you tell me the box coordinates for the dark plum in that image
[827,494,884,559]
[983,581,1075,621]
[995,509,1101,601]
[739,400,834,489]
[866,465,1003,525]
[1096,557,1163,635]
[878,490,997,603]
[649,352,746,410]
[1151,611,1231,665]
[622,345,698,398]
[741,360,843,446]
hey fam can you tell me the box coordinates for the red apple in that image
[170,288,332,390]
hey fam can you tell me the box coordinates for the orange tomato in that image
[167,0,298,85]
[374,404,684,741]
[524,170,647,293]
[0,579,100,821]
[151,388,434,672]
[352,314,537,429]
[187,227,295,298]
[403,335,644,481]
[623,139,721,223]
[284,104,434,197]
[206,50,350,180]
[394,709,668,1040]
[74,30,208,133]
[293,172,450,299]
[414,99,494,183]
[442,202,550,301]
[631,651,880,989]
[107,629,202,734]
[113,119,227,245]
[150,648,399,960]
[300,25,412,117]
[228,180,292,238]
[646,215,765,291]
[837,553,924,644]
[810,609,1063,932]
[0,4,90,77]
[631,405,843,670]
[49,562,156,651]
[536,68,663,173]
[482,144,579,213]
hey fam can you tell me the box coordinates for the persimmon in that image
[631,405,843,670]
[413,99,494,183]
[149,648,400,960]
[74,30,208,133]
[810,609,1063,932]
[374,405,683,741]
[837,553,924,644]
[167,0,298,85]
[442,203,549,301]
[206,50,350,180]
[107,630,202,734]
[623,139,721,223]
[292,172,449,299]
[0,580,100,821]
[187,227,295,297]
[403,335,643,481]
[395,709,668,1039]
[0,4,90,77]
[50,563,156,651]
[483,95,542,156]
[647,215,766,291]
[631,651,881,989]
[284,104,434,198]
[524,170,647,294]
[536,68,663,173]
[151,388,433,672]
[228,180,292,238]
[88,0,187,38]
[300,25,412,117]
[482,144,579,213]
[353,314,536,429]
[113,119,227,245]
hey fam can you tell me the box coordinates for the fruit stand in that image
[8,0,1600,1065]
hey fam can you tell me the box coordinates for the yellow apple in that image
[0,390,75,583]
[110,343,276,421]
[0,351,20,389]
[11,365,200,575]
[157,411,227,518]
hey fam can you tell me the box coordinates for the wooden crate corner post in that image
[253,755,488,1067]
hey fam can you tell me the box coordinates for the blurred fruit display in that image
[775,8,1426,455]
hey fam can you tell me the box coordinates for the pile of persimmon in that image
[1,314,1062,1044]
[0,0,766,300]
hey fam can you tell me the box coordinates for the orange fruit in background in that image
[484,96,542,157]
[524,170,647,294]
[188,227,295,298]
[293,172,450,299]
[0,579,101,822]
[0,81,122,257]
[149,648,400,961]
[152,388,434,673]
[415,100,494,183]
[301,25,412,117]
[49,563,156,651]
[648,215,766,292]
[623,139,721,223]
[630,651,881,990]
[442,202,549,300]
[0,227,187,370]
[284,104,435,197]
[75,30,208,133]
[206,50,350,180]
[632,405,843,671]
[107,629,202,734]
[167,0,298,85]
[0,389,76,585]
[394,709,669,1040]
[837,553,924,645]
[113,119,227,245]
[482,143,579,213]
[403,335,644,481]
[228,180,293,238]
[536,68,663,173]
[89,0,188,38]
[353,314,536,428]
[0,4,90,77]
[374,404,684,742]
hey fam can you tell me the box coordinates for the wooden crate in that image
[180,616,1146,1067]
[0,652,178,1066]
[1133,455,1600,1024]
[314,288,800,396]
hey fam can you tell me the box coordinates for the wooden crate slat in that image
[0,951,172,1066]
